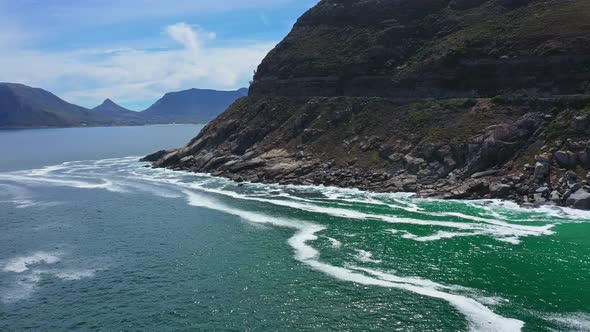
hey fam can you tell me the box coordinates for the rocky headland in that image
[145,0,590,209]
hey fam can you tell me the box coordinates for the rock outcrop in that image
[146,0,590,209]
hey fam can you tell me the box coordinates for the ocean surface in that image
[0,125,589,331]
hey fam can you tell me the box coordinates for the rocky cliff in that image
[147,0,590,209]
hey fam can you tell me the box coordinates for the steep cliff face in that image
[149,0,590,209]
[251,0,590,98]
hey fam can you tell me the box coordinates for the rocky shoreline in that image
[143,99,590,210]
[142,149,590,211]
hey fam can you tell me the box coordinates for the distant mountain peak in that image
[93,98,131,113]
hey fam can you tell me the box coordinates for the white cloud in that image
[0,23,275,109]
[165,23,215,52]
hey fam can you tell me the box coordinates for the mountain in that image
[0,84,248,128]
[0,83,113,128]
[93,99,145,124]
[147,0,590,209]
[93,98,133,116]
[141,88,248,123]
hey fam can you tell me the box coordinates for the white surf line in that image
[430,212,556,234]
[121,167,558,244]
[162,179,556,243]
[264,188,424,213]
[261,183,425,213]
[3,159,578,243]
[181,188,523,332]
[26,164,68,176]
[0,173,123,192]
[388,229,484,242]
[2,159,566,244]
[0,183,61,208]
[543,312,590,331]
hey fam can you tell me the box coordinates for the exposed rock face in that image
[250,0,590,98]
[147,0,590,209]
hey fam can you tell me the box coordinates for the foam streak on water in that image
[2,157,589,331]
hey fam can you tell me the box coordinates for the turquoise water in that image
[0,126,589,331]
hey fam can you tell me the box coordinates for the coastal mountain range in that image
[147,0,590,209]
[0,82,247,128]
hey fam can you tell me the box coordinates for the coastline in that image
[0,122,207,130]
[144,149,585,212]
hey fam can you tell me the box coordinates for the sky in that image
[0,0,318,110]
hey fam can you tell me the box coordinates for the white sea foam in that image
[53,269,96,281]
[0,173,124,192]
[27,164,67,176]
[1,251,98,303]
[12,199,62,209]
[2,252,61,273]
[545,312,590,331]
[164,179,559,244]
[302,260,523,332]
[326,237,342,249]
[353,250,382,263]
[396,230,483,242]
[0,272,42,304]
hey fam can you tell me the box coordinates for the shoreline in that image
[0,123,206,130]
[147,153,587,212]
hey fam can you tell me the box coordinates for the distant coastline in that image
[0,83,246,129]
[0,122,207,130]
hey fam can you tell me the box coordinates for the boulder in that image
[550,191,561,203]
[570,183,582,193]
[554,151,577,169]
[490,183,512,198]
[404,155,425,173]
[534,161,550,179]
[571,115,589,131]
[535,152,552,163]
[471,169,500,179]
[578,150,590,168]
[566,188,590,210]
[533,193,547,204]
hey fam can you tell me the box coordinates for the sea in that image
[0,125,588,331]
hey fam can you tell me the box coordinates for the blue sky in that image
[0,0,318,110]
